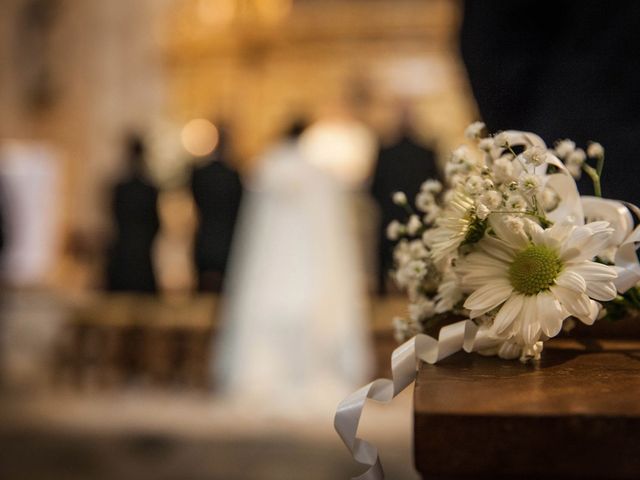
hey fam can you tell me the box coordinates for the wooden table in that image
[414,337,640,479]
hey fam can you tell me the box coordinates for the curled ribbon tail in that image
[334,320,487,480]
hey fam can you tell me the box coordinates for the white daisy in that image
[434,269,463,313]
[460,216,618,351]
[425,190,479,263]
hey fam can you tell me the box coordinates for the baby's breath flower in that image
[408,297,436,322]
[406,215,422,235]
[421,179,443,194]
[449,173,466,188]
[493,132,509,148]
[565,148,586,179]
[554,139,576,158]
[539,187,559,212]
[451,146,468,164]
[408,239,428,258]
[479,190,503,210]
[465,121,486,140]
[521,146,548,166]
[392,191,407,205]
[465,175,485,196]
[386,220,404,240]
[493,156,515,183]
[506,194,527,212]
[482,178,495,190]
[503,215,525,235]
[395,259,427,286]
[587,142,605,158]
[476,203,491,220]
[519,173,542,196]
[415,191,435,212]
[478,137,494,152]
[423,205,441,225]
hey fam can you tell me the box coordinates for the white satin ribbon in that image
[334,320,500,480]
[582,196,640,293]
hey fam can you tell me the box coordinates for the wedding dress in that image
[214,140,373,415]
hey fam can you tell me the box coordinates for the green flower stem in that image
[401,203,415,217]
[596,154,605,178]
[582,163,602,197]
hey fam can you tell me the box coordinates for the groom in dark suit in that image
[370,112,440,295]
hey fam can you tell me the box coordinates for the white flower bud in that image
[407,215,422,235]
[493,132,509,148]
[565,148,586,179]
[478,137,493,152]
[465,121,486,139]
[476,203,490,220]
[386,220,404,240]
[415,191,435,212]
[566,148,586,166]
[421,179,443,194]
[423,205,441,224]
[554,139,576,158]
[392,191,407,205]
[587,142,605,158]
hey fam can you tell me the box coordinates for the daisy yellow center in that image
[508,245,563,296]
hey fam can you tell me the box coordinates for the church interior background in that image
[0,0,478,478]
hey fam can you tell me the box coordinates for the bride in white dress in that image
[214,127,373,415]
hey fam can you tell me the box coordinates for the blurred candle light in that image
[181,118,219,156]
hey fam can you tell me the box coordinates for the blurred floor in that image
[0,291,418,480]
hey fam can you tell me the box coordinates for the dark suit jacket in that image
[461,0,640,204]
[370,135,440,293]
[106,176,159,293]
[190,159,243,282]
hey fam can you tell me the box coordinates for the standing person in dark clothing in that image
[190,127,243,293]
[0,180,4,259]
[106,135,159,293]
[370,110,440,295]
[460,0,640,205]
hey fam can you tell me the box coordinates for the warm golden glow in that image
[196,0,235,27]
[254,0,292,24]
[181,119,219,156]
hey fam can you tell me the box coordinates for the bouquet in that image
[334,123,640,480]
[389,122,640,361]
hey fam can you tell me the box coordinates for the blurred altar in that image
[0,0,477,478]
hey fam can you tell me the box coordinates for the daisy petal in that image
[555,270,586,293]
[492,294,524,335]
[536,291,567,337]
[550,285,592,318]
[464,282,513,318]
[585,281,617,301]
[489,215,529,249]
[479,236,518,263]
[573,299,601,325]
[520,296,541,345]
[569,262,618,282]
